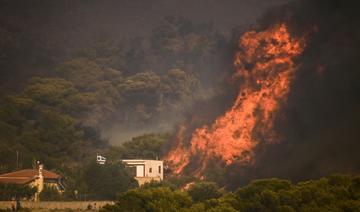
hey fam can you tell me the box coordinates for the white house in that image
[122,159,163,186]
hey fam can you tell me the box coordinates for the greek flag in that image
[96,154,106,165]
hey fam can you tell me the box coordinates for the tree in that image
[0,184,37,200]
[101,187,192,212]
[350,176,360,200]
[121,133,170,159]
[100,175,360,212]
[83,162,138,200]
[106,133,170,160]
[187,182,222,203]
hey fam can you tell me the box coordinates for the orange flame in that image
[165,24,305,176]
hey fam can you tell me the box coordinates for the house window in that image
[158,165,161,173]
[149,168,152,173]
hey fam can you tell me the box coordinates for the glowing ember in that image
[165,24,305,175]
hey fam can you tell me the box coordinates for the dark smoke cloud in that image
[0,0,290,143]
[226,0,360,189]
[0,0,290,37]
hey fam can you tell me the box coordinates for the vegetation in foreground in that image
[101,174,360,212]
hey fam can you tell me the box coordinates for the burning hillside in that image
[165,24,305,177]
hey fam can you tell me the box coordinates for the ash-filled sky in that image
[81,0,290,35]
[1,0,289,37]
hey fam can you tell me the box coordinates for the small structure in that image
[122,159,163,186]
[0,164,64,201]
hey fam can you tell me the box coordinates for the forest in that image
[0,13,234,199]
[0,0,360,207]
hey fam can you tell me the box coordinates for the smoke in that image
[0,0,292,145]
[225,0,360,188]
[102,110,183,144]
[162,0,360,189]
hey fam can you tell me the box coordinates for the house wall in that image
[28,179,63,201]
[143,160,163,180]
[136,165,145,177]
[122,160,164,186]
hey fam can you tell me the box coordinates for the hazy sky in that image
[100,0,291,35]
[0,0,290,37]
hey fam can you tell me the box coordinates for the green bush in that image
[102,187,192,212]
[0,184,37,200]
[187,182,222,203]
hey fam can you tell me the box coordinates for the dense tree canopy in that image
[106,133,171,161]
[81,162,138,200]
[0,16,226,200]
[102,175,360,212]
[102,187,192,212]
[187,182,222,203]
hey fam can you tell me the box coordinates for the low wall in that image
[0,201,114,210]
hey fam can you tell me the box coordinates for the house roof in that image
[0,177,34,184]
[0,169,61,185]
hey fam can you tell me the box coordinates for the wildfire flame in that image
[165,24,305,176]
